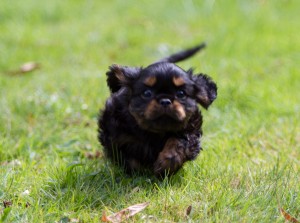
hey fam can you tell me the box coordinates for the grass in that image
[0,0,299,222]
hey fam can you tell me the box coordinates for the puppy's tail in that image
[157,42,206,63]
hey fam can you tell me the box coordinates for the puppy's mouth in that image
[134,114,187,133]
[145,108,183,121]
[150,114,179,124]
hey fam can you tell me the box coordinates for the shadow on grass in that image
[40,159,186,212]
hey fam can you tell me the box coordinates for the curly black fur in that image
[98,42,217,177]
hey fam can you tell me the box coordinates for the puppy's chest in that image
[127,131,166,144]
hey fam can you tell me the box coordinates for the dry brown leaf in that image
[6,62,40,75]
[102,202,150,223]
[101,211,109,222]
[186,205,192,216]
[20,62,40,73]
[25,202,31,208]
[85,151,102,159]
[3,201,13,208]
[280,208,299,223]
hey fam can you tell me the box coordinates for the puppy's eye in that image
[176,90,186,99]
[142,89,153,98]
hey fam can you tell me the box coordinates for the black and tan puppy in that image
[98,42,217,177]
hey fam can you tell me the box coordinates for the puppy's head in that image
[107,63,217,132]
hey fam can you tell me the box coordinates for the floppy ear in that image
[106,64,141,93]
[193,73,217,109]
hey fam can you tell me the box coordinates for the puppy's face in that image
[107,63,217,133]
[129,64,197,132]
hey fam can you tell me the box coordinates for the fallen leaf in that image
[186,205,192,216]
[25,202,31,208]
[101,211,109,222]
[3,200,13,208]
[20,62,40,73]
[6,62,40,75]
[85,150,102,159]
[280,208,299,223]
[102,202,150,223]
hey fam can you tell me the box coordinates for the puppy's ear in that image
[106,64,141,93]
[193,73,217,109]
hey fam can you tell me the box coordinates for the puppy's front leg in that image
[153,135,200,177]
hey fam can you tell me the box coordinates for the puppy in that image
[98,42,217,177]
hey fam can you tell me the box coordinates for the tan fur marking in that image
[196,92,210,106]
[144,76,157,87]
[112,65,125,82]
[173,76,185,86]
[144,99,159,119]
[173,100,186,120]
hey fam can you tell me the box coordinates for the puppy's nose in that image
[159,98,172,106]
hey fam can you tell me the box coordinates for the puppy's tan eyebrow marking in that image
[173,76,185,86]
[144,76,157,87]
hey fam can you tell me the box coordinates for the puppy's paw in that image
[185,134,201,160]
[153,138,185,177]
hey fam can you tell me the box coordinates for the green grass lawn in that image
[1,0,299,222]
